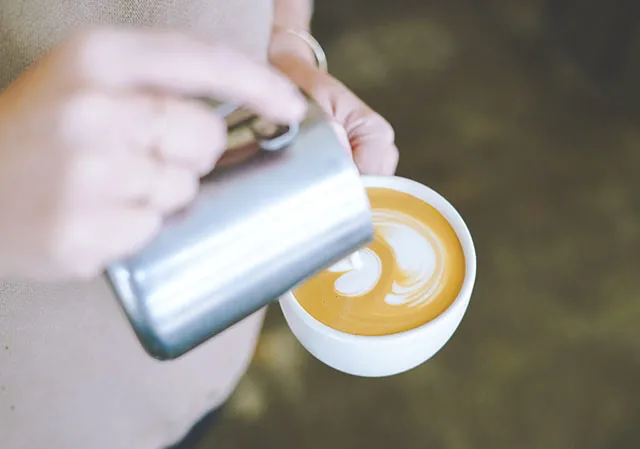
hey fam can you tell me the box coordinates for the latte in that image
[294,186,466,336]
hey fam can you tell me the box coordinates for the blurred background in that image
[209,1,640,447]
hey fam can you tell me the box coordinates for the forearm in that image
[270,0,316,67]
[273,0,313,31]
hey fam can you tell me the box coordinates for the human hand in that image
[269,29,399,176]
[0,26,306,281]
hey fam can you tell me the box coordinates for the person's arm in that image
[269,0,399,176]
[270,0,316,68]
[273,0,313,30]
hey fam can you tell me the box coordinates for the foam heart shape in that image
[327,249,381,297]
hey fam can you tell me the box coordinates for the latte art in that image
[328,210,446,306]
[294,187,466,336]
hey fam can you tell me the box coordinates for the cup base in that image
[280,290,469,377]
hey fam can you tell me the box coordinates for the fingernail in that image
[269,91,306,124]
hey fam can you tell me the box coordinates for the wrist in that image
[269,27,317,70]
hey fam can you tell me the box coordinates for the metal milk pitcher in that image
[105,101,373,360]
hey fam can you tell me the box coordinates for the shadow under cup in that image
[279,176,477,377]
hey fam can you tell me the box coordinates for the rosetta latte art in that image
[328,210,446,307]
[294,187,465,336]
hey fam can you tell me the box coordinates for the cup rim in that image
[282,175,477,343]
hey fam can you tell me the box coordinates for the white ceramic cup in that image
[279,175,477,377]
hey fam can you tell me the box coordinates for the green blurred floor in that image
[208,2,640,448]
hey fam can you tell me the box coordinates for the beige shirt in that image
[0,1,272,448]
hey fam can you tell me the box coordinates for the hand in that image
[0,26,306,281]
[269,29,399,176]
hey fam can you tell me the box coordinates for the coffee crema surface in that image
[294,187,465,336]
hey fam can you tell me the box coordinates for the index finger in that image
[65,27,307,124]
